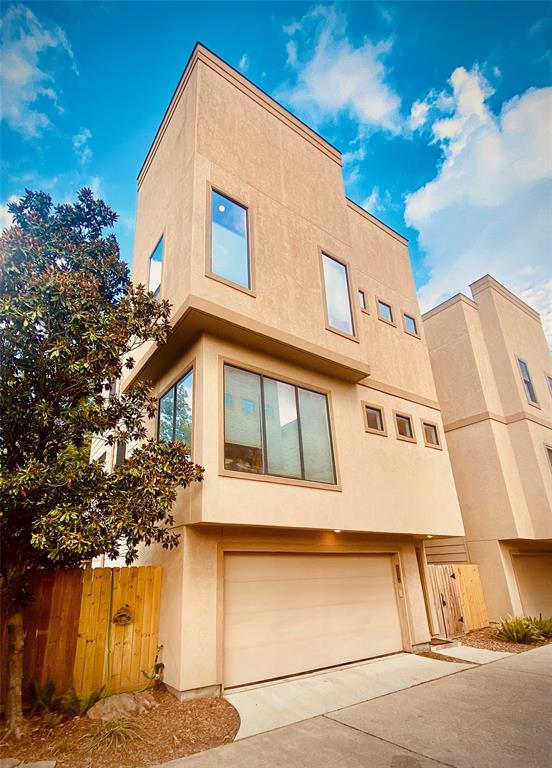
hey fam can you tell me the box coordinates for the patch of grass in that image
[494,616,544,643]
[526,616,552,638]
[80,719,148,753]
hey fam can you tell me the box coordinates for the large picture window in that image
[158,369,194,446]
[210,189,250,290]
[322,253,354,336]
[223,364,336,484]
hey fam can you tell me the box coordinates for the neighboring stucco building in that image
[423,276,552,621]
[107,43,465,700]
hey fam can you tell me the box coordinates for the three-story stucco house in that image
[99,43,466,700]
[423,276,552,622]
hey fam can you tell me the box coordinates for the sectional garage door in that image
[223,553,403,688]
[513,554,552,617]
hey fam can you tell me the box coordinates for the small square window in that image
[358,290,367,311]
[395,412,415,442]
[364,404,386,435]
[403,313,418,336]
[242,398,255,414]
[378,300,394,325]
[422,421,441,448]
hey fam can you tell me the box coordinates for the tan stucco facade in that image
[423,276,552,621]
[114,44,465,697]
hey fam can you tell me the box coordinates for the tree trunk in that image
[5,611,28,738]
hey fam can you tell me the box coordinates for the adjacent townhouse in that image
[105,43,466,701]
[423,276,552,621]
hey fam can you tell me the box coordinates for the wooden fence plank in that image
[457,564,489,631]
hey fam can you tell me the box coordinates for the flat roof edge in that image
[138,42,342,187]
[346,198,409,245]
[469,274,541,322]
[422,293,478,321]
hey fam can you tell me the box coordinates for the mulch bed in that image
[461,626,552,655]
[0,688,240,768]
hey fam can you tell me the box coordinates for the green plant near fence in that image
[494,615,552,643]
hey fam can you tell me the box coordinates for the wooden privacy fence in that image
[428,563,489,638]
[1,566,162,708]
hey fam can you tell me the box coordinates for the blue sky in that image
[1,1,551,338]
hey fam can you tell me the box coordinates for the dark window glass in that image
[322,254,354,335]
[223,364,336,484]
[366,406,384,432]
[378,301,393,324]
[404,314,418,335]
[158,369,194,446]
[517,359,538,404]
[115,442,126,465]
[547,376,552,396]
[396,414,413,439]
[547,447,552,470]
[423,422,439,446]
[211,190,249,289]
[148,238,163,299]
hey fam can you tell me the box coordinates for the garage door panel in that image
[224,553,403,687]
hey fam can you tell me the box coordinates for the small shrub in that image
[80,719,147,752]
[494,616,543,643]
[58,683,103,716]
[29,678,57,715]
[527,615,552,638]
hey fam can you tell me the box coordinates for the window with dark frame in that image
[378,300,394,324]
[223,364,336,484]
[517,358,538,405]
[322,253,355,336]
[211,189,250,289]
[148,238,163,299]
[115,442,126,465]
[423,421,440,447]
[403,313,418,336]
[546,446,552,470]
[365,405,384,433]
[358,289,367,311]
[547,375,552,397]
[158,369,194,446]
[396,413,414,440]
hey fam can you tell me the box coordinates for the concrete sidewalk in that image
[155,645,552,768]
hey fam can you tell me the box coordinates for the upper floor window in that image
[517,358,538,406]
[322,253,354,337]
[403,313,419,337]
[211,189,250,290]
[547,375,552,398]
[158,369,194,446]
[363,403,386,436]
[377,300,394,325]
[223,364,336,484]
[395,412,416,443]
[148,238,163,299]
[358,289,367,312]
[422,420,441,449]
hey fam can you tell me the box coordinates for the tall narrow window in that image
[322,253,354,336]
[148,238,163,299]
[517,358,538,405]
[211,190,250,289]
[358,289,367,311]
[223,364,336,484]
[158,369,194,446]
[546,375,552,397]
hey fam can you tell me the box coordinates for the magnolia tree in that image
[0,190,204,737]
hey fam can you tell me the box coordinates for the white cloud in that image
[408,99,430,131]
[279,5,401,133]
[0,194,19,230]
[0,4,76,138]
[238,53,249,73]
[72,127,92,164]
[405,67,552,343]
[89,176,102,198]
[362,187,382,213]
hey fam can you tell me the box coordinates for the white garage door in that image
[513,554,552,616]
[223,553,403,688]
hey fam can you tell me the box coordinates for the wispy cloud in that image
[278,5,401,134]
[0,194,19,230]
[0,4,77,138]
[238,53,249,73]
[72,127,92,164]
[405,67,552,343]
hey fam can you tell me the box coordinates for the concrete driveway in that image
[155,644,552,768]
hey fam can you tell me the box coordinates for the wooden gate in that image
[427,563,489,638]
[1,566,162,708]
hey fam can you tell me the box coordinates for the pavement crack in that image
[323,715,458,768]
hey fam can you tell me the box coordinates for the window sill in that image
[377,315,397,328]
[205,270,256,297]
[219,468,342,491]
[325,324,360,343]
